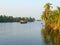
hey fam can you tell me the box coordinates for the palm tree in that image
[57,7,60,28]
[42,3,52,24]
[44,3,52,14]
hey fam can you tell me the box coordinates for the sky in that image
[0,0,60,19]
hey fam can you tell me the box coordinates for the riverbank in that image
[0,15,35,22]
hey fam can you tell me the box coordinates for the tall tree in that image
[57,7,60,27]
[44,3,52,14]
[42,3,52,23]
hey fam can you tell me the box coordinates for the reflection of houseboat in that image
[20,20,27,24]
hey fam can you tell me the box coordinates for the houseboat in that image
[20,20,27,24]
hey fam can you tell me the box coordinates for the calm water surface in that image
[0,21,44,45]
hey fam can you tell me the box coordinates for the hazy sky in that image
[0,0,60,19]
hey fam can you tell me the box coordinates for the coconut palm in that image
[44,3,52,14]
[42,3,52,24]
[57,7,60,28]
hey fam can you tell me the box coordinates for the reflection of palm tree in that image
[41,27,60,45]
[41,28,51,45]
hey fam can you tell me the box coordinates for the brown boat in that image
[20,20,27,24]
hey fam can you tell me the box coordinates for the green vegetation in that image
[41,3,60,45]
[41,3,60,32]
[0,15,35,22]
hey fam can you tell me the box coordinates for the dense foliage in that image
[41,3,60,45]
[0,15,35,22]
[41,3,60,32]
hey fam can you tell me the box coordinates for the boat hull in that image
[20,22,27,24]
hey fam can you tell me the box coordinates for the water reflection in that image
[0,22,44,45]
[41,25,60,45]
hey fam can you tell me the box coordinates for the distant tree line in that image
[0,15,35,22]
